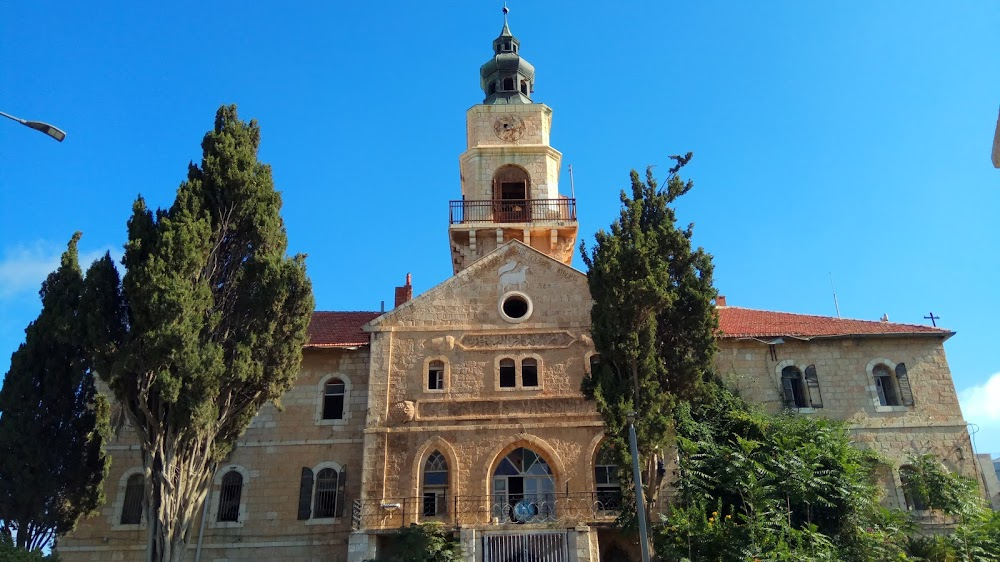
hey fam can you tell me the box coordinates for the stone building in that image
[57,13,979,562]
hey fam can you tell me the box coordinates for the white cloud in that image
[959,372,1000,456]
[0,241,120,299]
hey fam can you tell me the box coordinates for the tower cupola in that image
[479,7,535,104]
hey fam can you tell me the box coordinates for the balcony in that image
[449,198,577,225]
[351,491,620,531]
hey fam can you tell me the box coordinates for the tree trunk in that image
[140,427,215,562]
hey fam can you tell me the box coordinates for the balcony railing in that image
[351,491,620,531]
[449,198,577,225]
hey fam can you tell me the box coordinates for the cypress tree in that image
[0,233,110,552]
[580,155,717,533]
[83,105,314,562]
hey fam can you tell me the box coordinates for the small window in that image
[428,360,445,390]
[588,354,601,375]
[874,365,899,406]
[323,379,345,420]
[500,294,530,320]
[521,358,538,387]
[520,80,528,95]
[120,474,144,525]
[313,468,340,518]
[502,77,515,91]
[502,40,512,52]
[217,471,242,522]
[781,366,809,408]
[499,358,516,388]
[489,81,497,95]
[423,451,449,517]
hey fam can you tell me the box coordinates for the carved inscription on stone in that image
[420,397,593,421]
[458,331,575,350]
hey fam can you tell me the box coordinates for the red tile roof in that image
[304,307,951,348]
[306,311,381,348]
[717,306,951,339]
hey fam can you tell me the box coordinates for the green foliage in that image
[580,156,717,523]
[81,104,314,561]
[0,534,61,561]
[0,234,110,551]
[900,454,982,517]
[364,523,463,562]
[657,384,911,562]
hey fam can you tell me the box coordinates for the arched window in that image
[492,447,556,523]
[323,378,346,420]
[492,165,531,223]
[428,360,445,391]
[314,468,341,518]
[216,470,243,522]
[502,76,515,91]
[594,443,622,511]
[899,465,928,510]
[781,366,808,408]
[120,473,144,525]
[521,358,538,387]
[499,358,516,388]
[423,451,449,517]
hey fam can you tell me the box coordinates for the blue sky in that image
[2,2,999,456]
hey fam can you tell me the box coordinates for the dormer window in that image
[502,41,512,52]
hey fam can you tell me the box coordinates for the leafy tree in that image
[82,105,314,562]
[364,523,463,562]
[580,155,718,528]
[657,384,910,562]
[0,234,110,552]
[0,533,61,561]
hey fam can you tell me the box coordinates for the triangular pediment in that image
[365,240,590,332]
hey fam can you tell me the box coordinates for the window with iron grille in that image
[594,444,622,511]
[323,379,346,420]
[216,470,243,522]
[423,451,448,517]
[120,473,144,525]
[314,468,340,518]
[428,360,445,391]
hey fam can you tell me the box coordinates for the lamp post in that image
[627,411,651,562]
[0,110,66,142]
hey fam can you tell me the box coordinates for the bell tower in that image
[448,8,578,274]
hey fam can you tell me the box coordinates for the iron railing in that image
[449,198,577,224]
[351,491,620,531]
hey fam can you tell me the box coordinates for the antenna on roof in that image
[568,164,576,200]
[829,272,841,319]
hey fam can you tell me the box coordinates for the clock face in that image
[494,115,526,142]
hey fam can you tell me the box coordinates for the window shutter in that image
[335,466,348,517]
[781,376,795,407]
[804,365,824,408]
[896,363,914,406]
[297,468,313,520]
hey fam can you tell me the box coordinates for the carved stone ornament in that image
[390,400,416,423]
[458,331,575,350]
[498,260,528,294]
[426,335,456,352]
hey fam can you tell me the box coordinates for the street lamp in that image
[627,411,652,562]
[0,110,66,142]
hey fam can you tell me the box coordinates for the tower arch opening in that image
[493,165,531,222]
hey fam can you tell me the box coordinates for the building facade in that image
[57,14,980,562]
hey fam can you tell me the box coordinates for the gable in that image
[365,240,590,332]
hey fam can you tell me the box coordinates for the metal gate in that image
[483,532,569,562]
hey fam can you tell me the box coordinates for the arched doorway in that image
[492,165,531,222]
[492,447,555,523]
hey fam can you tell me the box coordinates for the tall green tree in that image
[580,155,718,528]
[82,105,314,562]
[0,233,110,551]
